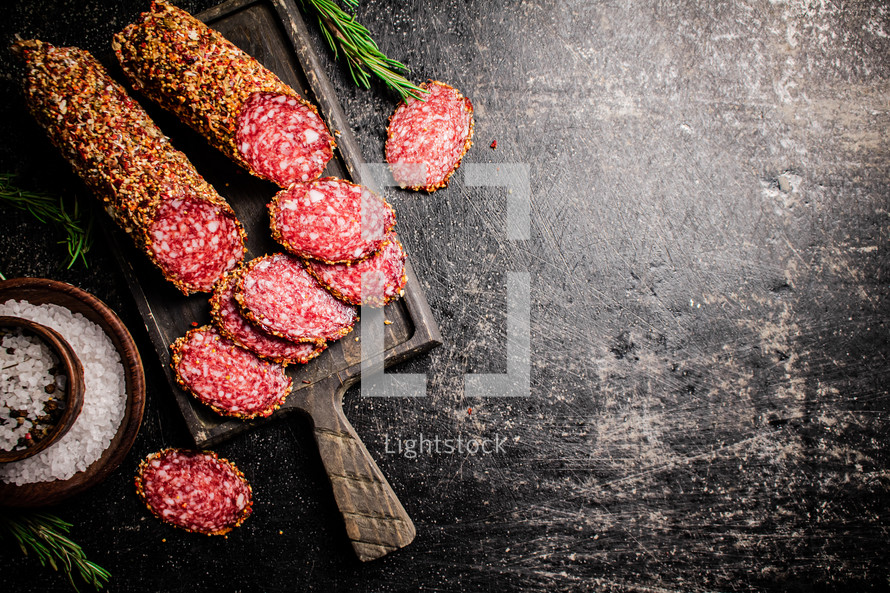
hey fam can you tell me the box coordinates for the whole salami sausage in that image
[135,448,253,536]
[269,177,396,264]
[12,39,245,294]
[171,325,293,419]
[304,232,407,307]
[385,80,474,192]
[236,253,357,344]
[114,0,335,188]
[210,266,326,365]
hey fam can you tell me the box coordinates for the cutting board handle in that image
[306,383,416,561]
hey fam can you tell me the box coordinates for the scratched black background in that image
[1,0,889,591]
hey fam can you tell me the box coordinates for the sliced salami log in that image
[135,448,252,536]
[12,39,245,294]
[235,253,357,343]
[305,233,407,307]
[114,0,334,187]
[269,177,396,264]
[385,80,474,192]
[210,266,326,365]
[171,325,292,419]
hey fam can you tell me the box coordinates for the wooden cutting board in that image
[109,0,441,561]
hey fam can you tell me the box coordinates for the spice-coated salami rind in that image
[210,266,326,365]
[269,177,396,264]
[305,233,407,307]
[12,39,245,294]
[171,325,293,418]
[114,0,334,187]
[385,80,474,192]
[135,448,252,536]
[235,253,357,343]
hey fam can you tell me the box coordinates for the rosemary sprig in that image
[301,0,428,101]
[0,173,93,269]
[0,510,111,592]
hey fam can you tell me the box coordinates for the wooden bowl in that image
[0,315,85,463]
[0,278,146,507]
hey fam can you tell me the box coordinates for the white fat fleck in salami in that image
[171,325,292,419]
[236,91,334,187]
[210,267,326,365]
[148,197,245,293]
[305,233,407,307]
[385,80,474,192]
[236,253,357,343]
[135,448,252,536]
[269,177,396,264]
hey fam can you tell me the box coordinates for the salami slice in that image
[305,233,407,307]
[269,177,396,264]
[236,92,334,187]
[149,197,245,293]
[114,0,334,187]
[12,39,245,294]
[385,80,474,192]
[210,266,326,365]
[171,325,292,419]
[235,253,357,343]
[135,448,252,536]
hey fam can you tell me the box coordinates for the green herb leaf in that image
[0,510,111,592]
[0,173,93,269]
[301,0,428,101]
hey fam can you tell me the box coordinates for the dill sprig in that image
[0,173,93,269]
[0,510,111,592]
[302,0,428,101]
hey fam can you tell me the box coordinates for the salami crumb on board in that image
[305,233,407,307]
[12,39,245,294]
[135,448,252,536]
[210,266,326,365]
[114,0,334,187]
[236,253,357,343]
[171,325,292,419]
[269,177,396,264]
[385,80,474,192]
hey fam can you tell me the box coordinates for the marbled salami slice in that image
[236,253,357,343]
[210,266,326,365]
[135,448,252,536]
[305,233,407,307]
[114,1,334,187]
[385,80,474,192]
[236,92,333,187]
[269,177,396,264]
[171,325,292,419]
[149,197,245,293]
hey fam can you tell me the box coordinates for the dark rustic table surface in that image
[1,0,888,591]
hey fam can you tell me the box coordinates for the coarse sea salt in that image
[0,299,127,485]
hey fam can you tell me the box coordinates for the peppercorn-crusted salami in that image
[12,39,245,294]
[171,325,292,419]
[114,0,334,187]
[135,448,252,536]
[210,266,326,365]
[386,80,474,192]
[269,178,396,264]
[305,233,407,307]
[236,253,357,343]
